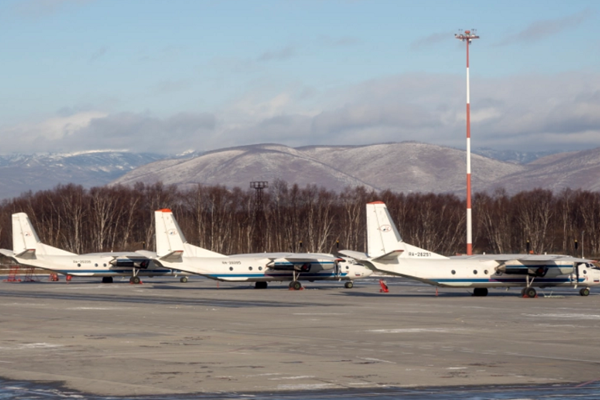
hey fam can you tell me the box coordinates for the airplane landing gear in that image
[129,268,142,284]
[255,281,268,289]
[102,277,113,283]
[522,287,537,298]
[344,281,354,289]
[180,276,188,283]
[580,287,590,296]
[473,288,488,297]
[288,270,303,290]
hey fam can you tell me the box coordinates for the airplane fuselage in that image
[158,256,370,282]
[369,258,600,289]
[12,254,182,278]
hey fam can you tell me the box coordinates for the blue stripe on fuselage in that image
[433,277,584,284]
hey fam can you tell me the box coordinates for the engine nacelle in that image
[267,258,331,272]
[110,259,150,269]
[496,262,574,278]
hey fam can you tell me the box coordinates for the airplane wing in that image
[339,250,369,260]
[279,254,341,263]
[252,253,342,271]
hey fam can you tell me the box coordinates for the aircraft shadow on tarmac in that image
[336,289,545,298]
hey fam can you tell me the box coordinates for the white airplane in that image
[340,201,600,297]
[135,208,372,290]
[0,212,188,284]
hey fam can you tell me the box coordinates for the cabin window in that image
[451,270,456,275]
[103,263,107,267]
[583,270,587,275]
[258,266,263,271]
[473,270,478,275]
[229,267,233,271]
[484,270,488,275]
[346,266,349,270]
[95,263,98,267]
[77,263,81,267]
[249,266,253,271]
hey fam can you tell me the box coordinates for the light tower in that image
[455,29,479,255]
[250,181,268,252]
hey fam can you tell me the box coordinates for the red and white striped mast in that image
[455,29,479,255]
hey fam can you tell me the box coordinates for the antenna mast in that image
[455,29,479,255]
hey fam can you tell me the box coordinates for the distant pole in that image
[455,29,479,255]
[250,181,268,252]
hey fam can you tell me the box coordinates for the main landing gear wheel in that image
[130,276,141,284]
[255,281,268,289]
[473,288,488,297]
[290,281,302,291]
[522,287,537,298]
[102,277,113,283]
[344,281,354,289]
[580,288,590,296]
[180,276,188,283]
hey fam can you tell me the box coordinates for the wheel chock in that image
[379,279,389,293]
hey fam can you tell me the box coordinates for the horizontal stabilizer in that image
[159,250,184,263]
[372,249,404,262]
[15,248,36,259]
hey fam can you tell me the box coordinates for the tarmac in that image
[1,276,600,397]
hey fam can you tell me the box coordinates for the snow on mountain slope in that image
[111,143,526,195]
[112,145,376,192]
[0,151,165,199]
[486,147,600,193]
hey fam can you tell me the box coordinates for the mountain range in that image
[0,151,165,199]
[1,143,598,200]
[110,143,600,196]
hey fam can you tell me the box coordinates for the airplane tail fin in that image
[366,202,404,259]
[12,213,76,257]
[366,202,446,260]
[155,209,225,259]
[12,213,40,257]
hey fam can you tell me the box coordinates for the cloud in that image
[0,111,216,154]
[3,72,600,154]
[15,0,92,18]
[496,9,593,46]
[318,35,360,47]
[410,32,453,50]
[153,80,190,95]
[257,45,297,62]
[211,72,600,152]
[89,46,108,63]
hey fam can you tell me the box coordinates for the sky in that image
[0,0,599,155]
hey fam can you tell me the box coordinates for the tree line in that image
[0,181,598,258]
